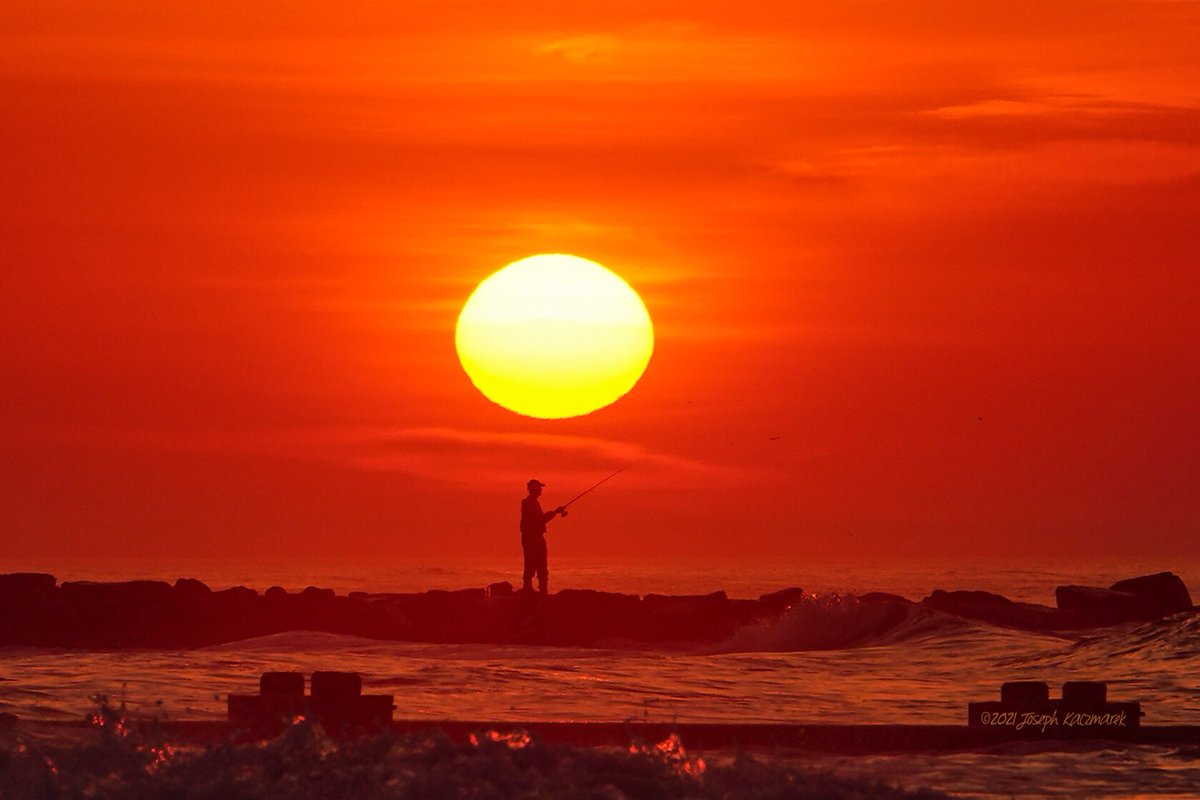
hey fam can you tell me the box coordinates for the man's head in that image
[526,478,544,496]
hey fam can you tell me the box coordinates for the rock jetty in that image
[923,571,1193,630]
[0,571,1192,649]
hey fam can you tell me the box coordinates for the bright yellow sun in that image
[455,253,654,419]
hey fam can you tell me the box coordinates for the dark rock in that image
[61,579,174,605]
[758,587,804,613]
[427,588,486,600]
[643,591,735,642]
[924,589,1073,630]
[1055,585,1142,625]
[57,581,177,647]
[0,573,73,645]
[199,586,269,645]
[531,589,642,645]
[858,592,913,605]
[401,589,492,642]
[1056,573,1185,628]
[8,592,80,646]
[10,570,1185,649]
[354,597,417,640]
[643,591,728,611]
[217,586,260,601]
[173,578,211,597]
[0,573,56,594]
[300,586,337,603]
[729,598,766,626]
[1109,572,1193,617]
[924,589,1012,617]
[1056,573,1193,626]
[555,588,640,606]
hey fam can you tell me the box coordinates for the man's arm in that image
[543,507,566,523]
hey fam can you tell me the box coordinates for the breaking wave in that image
[1000,609,1200,671]
[713,596,978,654]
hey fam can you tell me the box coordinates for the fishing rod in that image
[559,462,637,514]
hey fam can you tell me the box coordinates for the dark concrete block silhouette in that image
[970,682,1140,735]
[251,672,308,728]
[230,671,391,737]
[312,671,362,700]
[261,672,305,696]
[309,672,391,736]
[1001,681,1049,704]
[1063,681,1107,705]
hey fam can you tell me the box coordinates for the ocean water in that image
[0,557,1197,798]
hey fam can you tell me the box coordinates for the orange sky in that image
[2,1,1197,565]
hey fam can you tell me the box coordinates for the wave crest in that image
[713,595,972,653]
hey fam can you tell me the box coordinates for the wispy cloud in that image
[537,34,620,64]
[0,423,745,489]
[926,99,1052,119]
[339,427,740,487]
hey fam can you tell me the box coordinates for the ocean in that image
[1,556,1197,798]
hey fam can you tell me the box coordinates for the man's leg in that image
[522,546,535,591]
[536,542,548,594]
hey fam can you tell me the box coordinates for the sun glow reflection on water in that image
[0,559,1196,798]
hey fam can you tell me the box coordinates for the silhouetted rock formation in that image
[0,573,56,594]
[1056,571,1193,626]
[758,587,804,613]
[1110,572,1193,615]
[0,571,1191,649]
[920,571,1196,631]
[922,589,1074,630]
[857,592,912,605]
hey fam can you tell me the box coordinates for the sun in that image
[455,254,654,419]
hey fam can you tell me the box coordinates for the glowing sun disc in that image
[455,254,654,419]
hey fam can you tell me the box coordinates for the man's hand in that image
[556,506,568,517]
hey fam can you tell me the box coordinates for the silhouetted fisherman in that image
[521,479,566,593]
